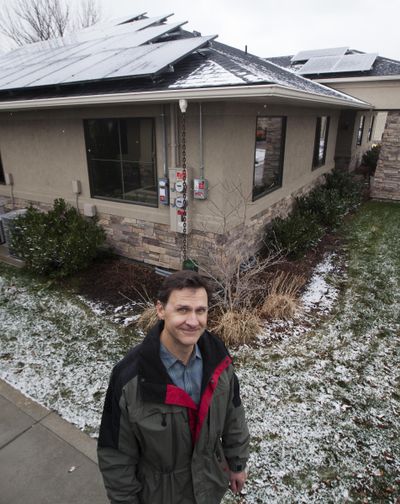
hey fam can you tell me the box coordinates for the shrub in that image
[211,309,261,346]
[362,144,381,176]
[324,169,363,207]
[11,198,106,277]
[267,210,324,258]
[297,187,347,229]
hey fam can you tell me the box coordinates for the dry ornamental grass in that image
[211,309,262,346]
[136,305,158,333]
[261,271,305,320]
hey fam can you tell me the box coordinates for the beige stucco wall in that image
[0,101,340,235]
[323,79,400,110]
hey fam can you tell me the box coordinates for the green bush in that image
[264,169,364,258]
[10,199,106,277]
[297,187,347,229]
[362,144,381,176]
[267,210,324,258]
[325,169,363,207]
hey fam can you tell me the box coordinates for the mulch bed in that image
[66,228,345,310]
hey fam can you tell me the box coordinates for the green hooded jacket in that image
[97,322,250,504]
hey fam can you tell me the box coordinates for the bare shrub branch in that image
[197,180,282,313]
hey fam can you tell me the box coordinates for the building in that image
[267,47,400,201]
[0,14,369,270]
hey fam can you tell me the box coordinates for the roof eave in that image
[0,83,370,111]
[317,75,400,84]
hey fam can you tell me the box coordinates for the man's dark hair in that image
[157,270,213,305]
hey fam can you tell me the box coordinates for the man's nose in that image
[186,311,199,326]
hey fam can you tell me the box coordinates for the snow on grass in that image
[1,201,399,502]
[0,269,141,436]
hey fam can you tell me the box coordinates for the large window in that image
[0,153,5,184]
[84,118,157,206]
[356,115,365,146]
[312,116,330,169]
[252,116,286,200]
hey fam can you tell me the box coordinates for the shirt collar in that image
[160,342,202,370]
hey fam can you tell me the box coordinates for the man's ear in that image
[156,300,165,320]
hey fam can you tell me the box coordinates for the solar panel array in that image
[291,47,348,62]
[298,53,378,75]
[0,14,215,90]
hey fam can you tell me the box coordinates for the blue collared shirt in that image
[160,343,203,405]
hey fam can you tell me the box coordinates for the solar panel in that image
[298,53,378,75]
[298,56,341,74]
[292,47,348,62]
[334,53,378,72]
[0,35,216,89]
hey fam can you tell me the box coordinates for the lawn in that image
[1,200,399,502]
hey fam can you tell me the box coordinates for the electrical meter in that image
[158,177,169,205]
[193,178,208,200]
[169,167,190,234]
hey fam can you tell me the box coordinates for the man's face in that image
[156,287,208,351]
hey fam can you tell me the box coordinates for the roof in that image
[267,49,400,79]
[0,16,368,109]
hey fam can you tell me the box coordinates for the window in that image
[252,116,286,200]
[368,116,375,142]
[356,115,365,146]
[0,153,5,184]
[312,116,330,169]
[84,118,157,206]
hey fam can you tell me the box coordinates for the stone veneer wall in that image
[372,111,400,200]
[1,173,326,271]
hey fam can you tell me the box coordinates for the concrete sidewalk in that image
[0,379,108,504]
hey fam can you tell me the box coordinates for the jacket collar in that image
[138,321,229,403]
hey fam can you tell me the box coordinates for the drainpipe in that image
[199,103,204,178]
[170,103,177,168]
[161,105,168,176]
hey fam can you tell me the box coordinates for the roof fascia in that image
[317,75,400,84]
[0,84,370,111]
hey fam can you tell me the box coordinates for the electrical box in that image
[169,168,190,234]
[83,204,97,217]
[72,180,81,194]
[193,178,208,200]
[158,177,169,205]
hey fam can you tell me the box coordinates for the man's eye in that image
[177,307,188,313]
[196,309,207,314]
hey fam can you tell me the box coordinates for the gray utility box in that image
[0,209,27,257]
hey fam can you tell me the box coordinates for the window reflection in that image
[313,116,330,169]
[253,116,286,200]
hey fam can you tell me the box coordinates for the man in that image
[98,270,249,504]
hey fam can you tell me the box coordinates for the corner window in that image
[368,116,375,142]
[0,153,5,184]
[252,116,286,200]
[312,116,330,169]
[357,115,365,146]
[84,118,157,207]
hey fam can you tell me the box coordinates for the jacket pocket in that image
[134,407,192,473]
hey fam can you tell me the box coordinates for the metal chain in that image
[181,111,187,263]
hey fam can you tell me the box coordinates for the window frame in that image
[0,153,5,185]
[84,117,158,208]
[312,115,330,170]
[356,114,365,146]
[252,115,287,201]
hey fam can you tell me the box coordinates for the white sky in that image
[97,0,400,60]
[1,0,400,61]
